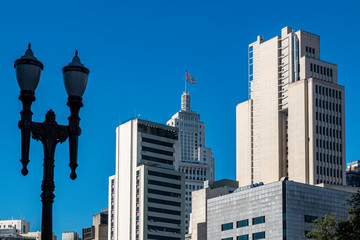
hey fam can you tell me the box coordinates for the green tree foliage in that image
[305,191,360,240]
[305,214,338,240]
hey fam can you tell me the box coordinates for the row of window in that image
[221,216,265,231]
[148,216,180,225]
[316,179,342,185]
[315,85,341,99]
[316,152,342,165]
[310,63,333,77]
[148,206,181,216]
[148,179,181,189]
[315,112,342,125]
[142,146,173,156]
[222,232,265,240]
[305,46,315,55]
[148,170,181,180]
[316,139,342,152]
[148,197,181,207]
[142,137,173,148]
[316,166,343,178]
[315,99,342,113]
[148,188,181,198]
[148,234,180,240]
[148,225,180,234]
[142,155,173,165]
[316,126,342,139]
[138,123,178,140]
[181,168,207,175]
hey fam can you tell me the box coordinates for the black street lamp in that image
[15,44,89,240]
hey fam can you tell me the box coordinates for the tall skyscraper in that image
[167,91,215,233]
[109,119,185,240]
[237,27,345,187]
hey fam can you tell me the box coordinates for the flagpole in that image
[185,70,187,93]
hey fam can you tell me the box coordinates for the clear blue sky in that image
[1,0,359,238]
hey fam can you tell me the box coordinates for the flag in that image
[185,71,196,84]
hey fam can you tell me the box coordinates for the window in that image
[237,235,248,240]
[222,238,233,240]
[253,232,265,240]
[148,207,180,216]
[221,222,233,231]
[305,215,318,223]
[148,170,181,180]
[237,219,248,228]
[252,216,265,225]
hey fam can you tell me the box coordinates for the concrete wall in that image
[236,100,252,186]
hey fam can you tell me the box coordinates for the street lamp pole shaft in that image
[32,110,69,240]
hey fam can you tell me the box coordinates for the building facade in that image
[190,179,239,240]
[83,209,108,240]
[237,27,345,187]
[20,231,57,240]
[203,180,356,240]
[346,160,360,187]
[0,220,29,236]
[109,119,185,240]
[167,92,215,233]
[62,232,79,240]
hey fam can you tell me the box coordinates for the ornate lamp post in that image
[15,44,89,240]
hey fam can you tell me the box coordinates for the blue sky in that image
[0,0,359,238]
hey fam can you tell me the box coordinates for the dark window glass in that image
[148,216,180,225]
[253,232,265,240]
[147,234,180,240]
[142,146,173,156]
[305,215,318,223]
[237,235,248,240]
[148,198,180,207]
[148,188,181,198]
[252,216,265,225]
[237,219,248,228]
[148,225,180,234]
[148,179,181,189]
[310,63,313,71]
[148,170,181,180]
[221,222,233,231]
[148,207,180,216]
[142,137,173,147]
[142,155,173,165]
[222,238,233,240]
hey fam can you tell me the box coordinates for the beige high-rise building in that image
[237,27,345,187]
[109,119,185,240]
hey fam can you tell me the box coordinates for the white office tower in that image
[109,119,185,240]
[237,27,345,187]
[167,91,215,233]
[62,231,80,240]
